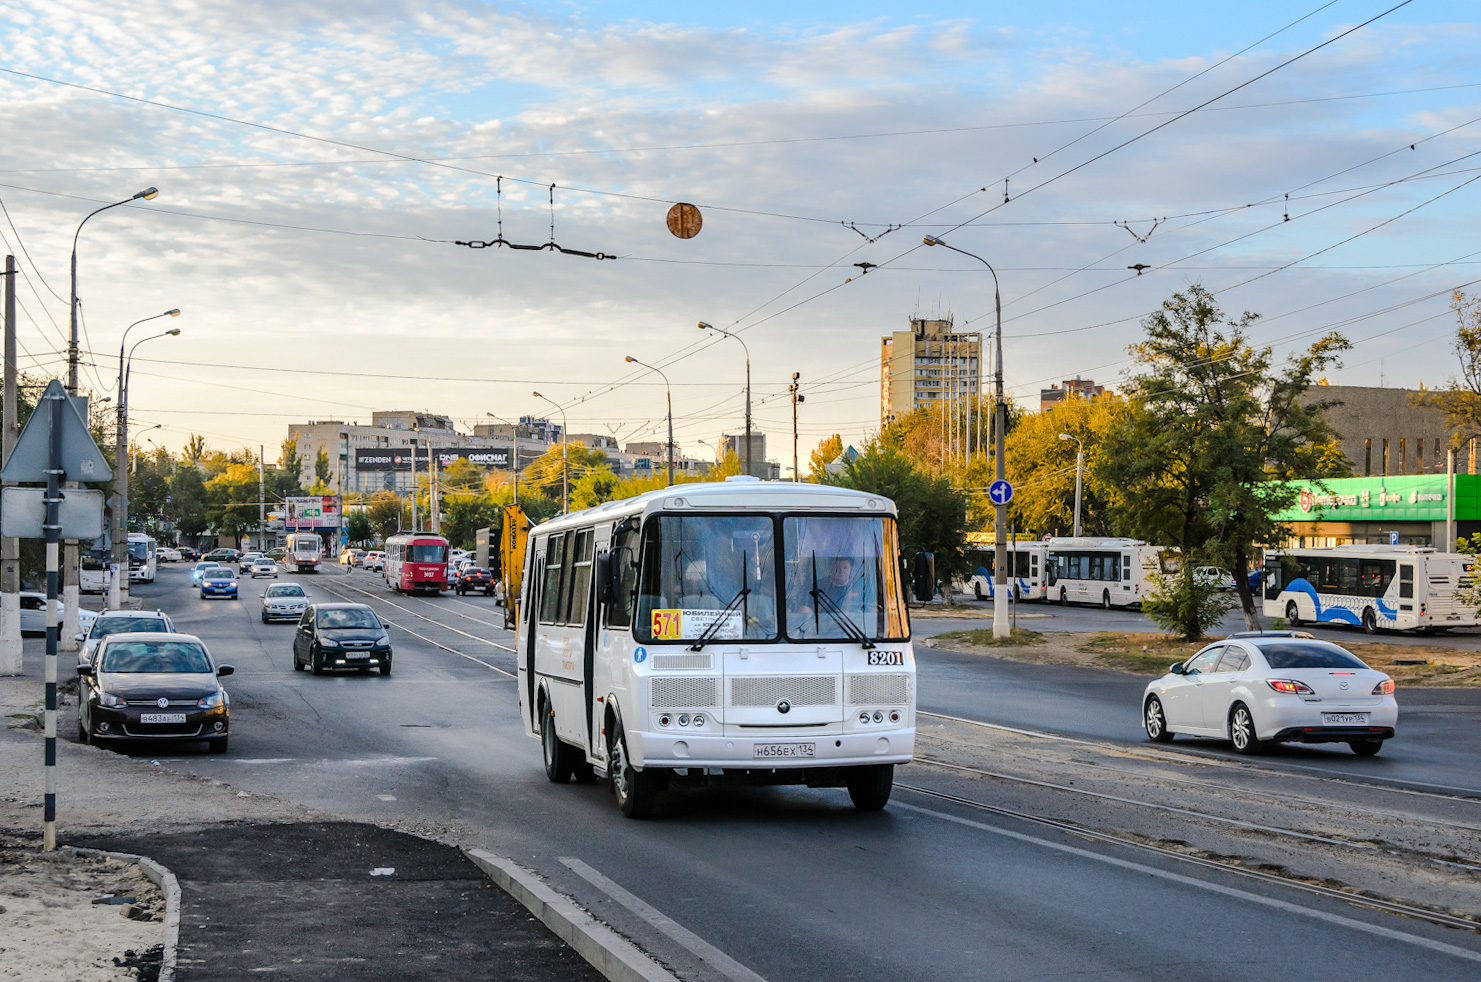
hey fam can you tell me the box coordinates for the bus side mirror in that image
[912,552,934,603]
[596,554,613,604]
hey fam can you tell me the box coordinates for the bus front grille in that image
[651,677,719,708]
[846,673,909,706]
[730,676,837,707]
[652,653,713,671]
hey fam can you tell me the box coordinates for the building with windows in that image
[719,432,779,478]
[1296,384,1478,477]
[1040,378,1108,411]
[880,315,981,427]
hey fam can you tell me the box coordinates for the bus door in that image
[1122,551,1133,601]
[594,519,641,759]
[522,547,543,735]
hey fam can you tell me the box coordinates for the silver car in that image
[261,582,309,623]
[251,557,279,578]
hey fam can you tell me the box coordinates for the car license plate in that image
[346,652,368,659]
[1322,712,1369,725]
[754,742,814,759]
[868,650,904,666]
[140,713,186,724]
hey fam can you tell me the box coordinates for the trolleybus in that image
[1263,545,1479,633]
[126,533,157,584]
[1045,536,1174,607]
[284,532,324,573]
[519,476,914,819]
[384,532,449,593]
[964,536,1052,601]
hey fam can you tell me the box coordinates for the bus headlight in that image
[692,714,705,727]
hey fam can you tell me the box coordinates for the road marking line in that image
[560,857,770,982]
[377,794,397,801]
[319,576,517,654]
[894,800,1481,964]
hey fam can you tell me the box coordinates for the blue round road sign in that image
[988,479,1014,505]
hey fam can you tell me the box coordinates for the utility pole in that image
[0,256,19,674]
[789,373,804,482]
[258,446,265,553]
[430,451,441,534]
[409,438,419,531]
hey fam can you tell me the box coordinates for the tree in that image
[441,494,500,551]
[826,443,967,599]
[571,470,622,510]
[522,443,613,500]
[205,463,262,547]
[1101,285,1350,638]
[809,434,843,480]
[314,449,333,486]
[184,434,207,465]
[170,466,210,541]
[1004,394,1125,538]
[277,440,306,497]
[345,509,374,546]
[1430,289,1481,446]
[366,491,408,541]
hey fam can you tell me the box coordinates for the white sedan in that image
[1142,632,1397,756]
[260,582,309,623]
[250,558,279,578]
[19,593,98,636]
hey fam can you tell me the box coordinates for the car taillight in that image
[1372,678,1395,695]
[1266,679,1315,694]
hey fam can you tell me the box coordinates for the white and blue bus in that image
[1263,545,1479,633]
[126,533,156,584]
[963,536,1052,602]
[1045,536,1174,608]
[519,477,915,818]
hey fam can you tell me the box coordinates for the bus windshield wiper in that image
[809,553,875,649]
[688,585,750,652]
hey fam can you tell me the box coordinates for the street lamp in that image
[625,356,674,486]
[532,391,568,514]
[697,321,751,478]
[924,233,1008,639]
[113,321,181,600]
[486,412,520,505]
[69,187,159,394]
[1058,433,1084,538]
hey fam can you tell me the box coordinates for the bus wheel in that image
[847,764,894,811]
[1285,601,1301,627]
[1362,608,1378,634]
[973,582,983,601]
[541,704,579,783]
[608,722,658,819]
[1058,588,1067,606]
[1101,590,1112,609]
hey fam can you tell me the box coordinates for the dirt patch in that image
[0,830,164,982]
[927,630,1481,684]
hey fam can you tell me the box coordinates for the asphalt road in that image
[95,564,1481,982]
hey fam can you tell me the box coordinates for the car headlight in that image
[320,638,340,648]
[98,691,127,709]
[197,690,225,709]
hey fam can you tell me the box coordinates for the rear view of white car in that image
[1142,633,1396,756]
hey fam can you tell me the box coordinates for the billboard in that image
[285,495,342,530]
[354,447,510,471]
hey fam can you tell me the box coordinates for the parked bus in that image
[963,536,1052,601]
[126,533,157,584]
[1263,545,1480,633]
[1045,536,1173,608]
[519,477,914,819]
[384,532,449,593]
[284,532,324,574]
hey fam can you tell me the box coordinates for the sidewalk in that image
[0,655,602,982]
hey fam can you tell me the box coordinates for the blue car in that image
[200,568,238,599]
[191,561,222,586]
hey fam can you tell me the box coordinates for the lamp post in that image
[697,321,751,477]
[532,392,568,513]
[625,356,674,486]
[114,311,180,599]
[69,187,159,394]
[486,412,519,505]
[924,234,1008,639]
[1058,433,1084,537]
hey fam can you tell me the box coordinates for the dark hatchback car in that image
[77,633,232,753]
[293,603,393,676]
[455,566,495,596]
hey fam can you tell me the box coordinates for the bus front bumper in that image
[631,727,914,770]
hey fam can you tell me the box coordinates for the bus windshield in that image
[127,540,150,562]
[637,515,778,642]
[293,539,319,555]
[408,544,446,563]
[783,516,908,642]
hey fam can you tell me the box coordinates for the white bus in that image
[519,477,915,819]
[284,532,324,573]
[964,537,1052,602]
[126,533,156,584]
[1045,536,1173,608]
[1263,545,1480,633]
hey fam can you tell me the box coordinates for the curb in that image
[464,848,678,982]
[66,845,181,982]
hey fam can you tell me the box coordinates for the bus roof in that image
[1267,544,1439,555]
[531,477,897,538]
[1045,536,1152,549]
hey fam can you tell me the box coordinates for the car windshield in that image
[265,585,305,597]
[1262,643,1369,670]
[90,616,166,638]
[783,516,909,642]
[408,544,446,563]
[194,562,218,571]
[101,641,212,674]
[254,558,274,565]
[317,607,380,629]
[204,570,235,580]
[636,515,779,643]
[465,567,489,575]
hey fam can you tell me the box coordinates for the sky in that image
[0,0,1477,465]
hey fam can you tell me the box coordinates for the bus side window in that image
[1122,555,1130,581]
[1399,564,1414,599]
[562,529,594,627]
[1264,559,1282,601]
[538,535,565,625]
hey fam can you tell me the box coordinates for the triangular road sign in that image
[0,379,113,483]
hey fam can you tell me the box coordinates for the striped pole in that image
[42,384,64,851]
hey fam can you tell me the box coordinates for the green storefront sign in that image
[1272,474,1481,523]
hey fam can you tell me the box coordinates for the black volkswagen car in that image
[77,633,232,753]
[293,603,393,676]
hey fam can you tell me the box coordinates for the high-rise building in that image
[719,432,778,478]
[1039,378,1108,410]
[880,315,981,427]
